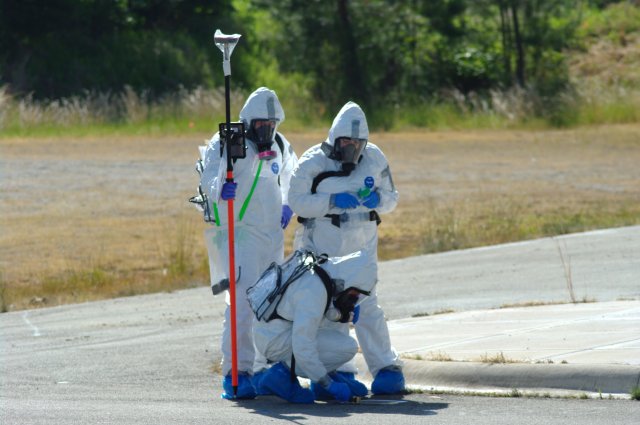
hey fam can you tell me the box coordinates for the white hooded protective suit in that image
[253,251,377,383]
[288,101,400,377]
[201,87,298,376]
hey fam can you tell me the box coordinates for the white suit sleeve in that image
[277,133,298,206]
[372,148,399,215]
[289,283,330,382]
[200,134,225,202]
[288,148,333,218]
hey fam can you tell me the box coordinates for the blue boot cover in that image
[251,369,273,396]
[371,368,405,395]
[289,383,315,404]
[310,381,332,400]
[260,362,314,404]
[311,372,368,399]
[221,372,257,400]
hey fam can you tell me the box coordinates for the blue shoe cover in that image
[310,381,333,400]
[221,372,257,400]
[371,367,405,395]
[251,369,273,396]
[289,384,315,403]
[260,362,314,403]
[311,372,368,399]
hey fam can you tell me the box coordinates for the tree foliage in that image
[0,0,239,98]
[0,0,629,112]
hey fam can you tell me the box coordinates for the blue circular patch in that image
[271,162,280,174]
[364,176,375,188]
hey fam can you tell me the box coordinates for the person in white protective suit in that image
[252,250,377,403]
[200,87,298,399]
[287,101,404,395]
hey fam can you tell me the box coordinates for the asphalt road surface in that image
[1,226,639,424]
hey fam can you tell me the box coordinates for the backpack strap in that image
[311,264,335,313]
[275,132,285,157]
[299,168,382,228]
[296,168,353,225]
[310,169,352,194]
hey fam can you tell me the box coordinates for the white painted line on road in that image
[22,311,41,337]
[592,337,640,350]
[397,306,640,354]
[539,339,640,362]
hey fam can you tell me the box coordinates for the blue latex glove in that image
[281,204,293,229]
[362,190,380,209]
[327,381,351,402]
[333,192,359,209]
[352,305,360,324]
[331,371,368,397]
[221,182,237,200]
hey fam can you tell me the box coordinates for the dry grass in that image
[411,308,455,317]
[477,352,523,364]
[423,351,454,362]
[1,125,639,311]
[498,298,597,309]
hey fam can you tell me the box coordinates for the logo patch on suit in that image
[271,162,280,174]
[364,176,374,188]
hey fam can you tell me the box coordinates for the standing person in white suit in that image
[287,101,404,395]
[200,87,298,399]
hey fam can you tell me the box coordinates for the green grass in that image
[2,263,208,311]
[0,218,211,311]
[631,386,640,401]
[407,202,640,259]
[2,84,639,139]
[4,200,638,312]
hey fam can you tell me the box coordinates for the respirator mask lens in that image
[335,137,367,165]
[250,119,276,145]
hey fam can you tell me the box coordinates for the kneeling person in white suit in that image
[250,250,376,403]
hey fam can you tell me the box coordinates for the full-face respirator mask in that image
[324,279,370,323]
[246,118,278,161]
[332,137,367,172]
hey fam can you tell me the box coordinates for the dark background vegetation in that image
[1,0,638,126]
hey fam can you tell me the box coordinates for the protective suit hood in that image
[322,250,377,295]
[239,87,285,127]
[326,101,369,148]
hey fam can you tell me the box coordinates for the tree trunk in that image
[336,0,368,106]
[499,0,513,86]
[510,1,525,87]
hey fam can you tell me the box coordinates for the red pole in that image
[223,74,238,396]
[214,29,242,399]
[226,170,238,395]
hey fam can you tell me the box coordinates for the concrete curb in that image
[355,356,640,395]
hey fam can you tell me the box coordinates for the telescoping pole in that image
[213,29,241,398]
